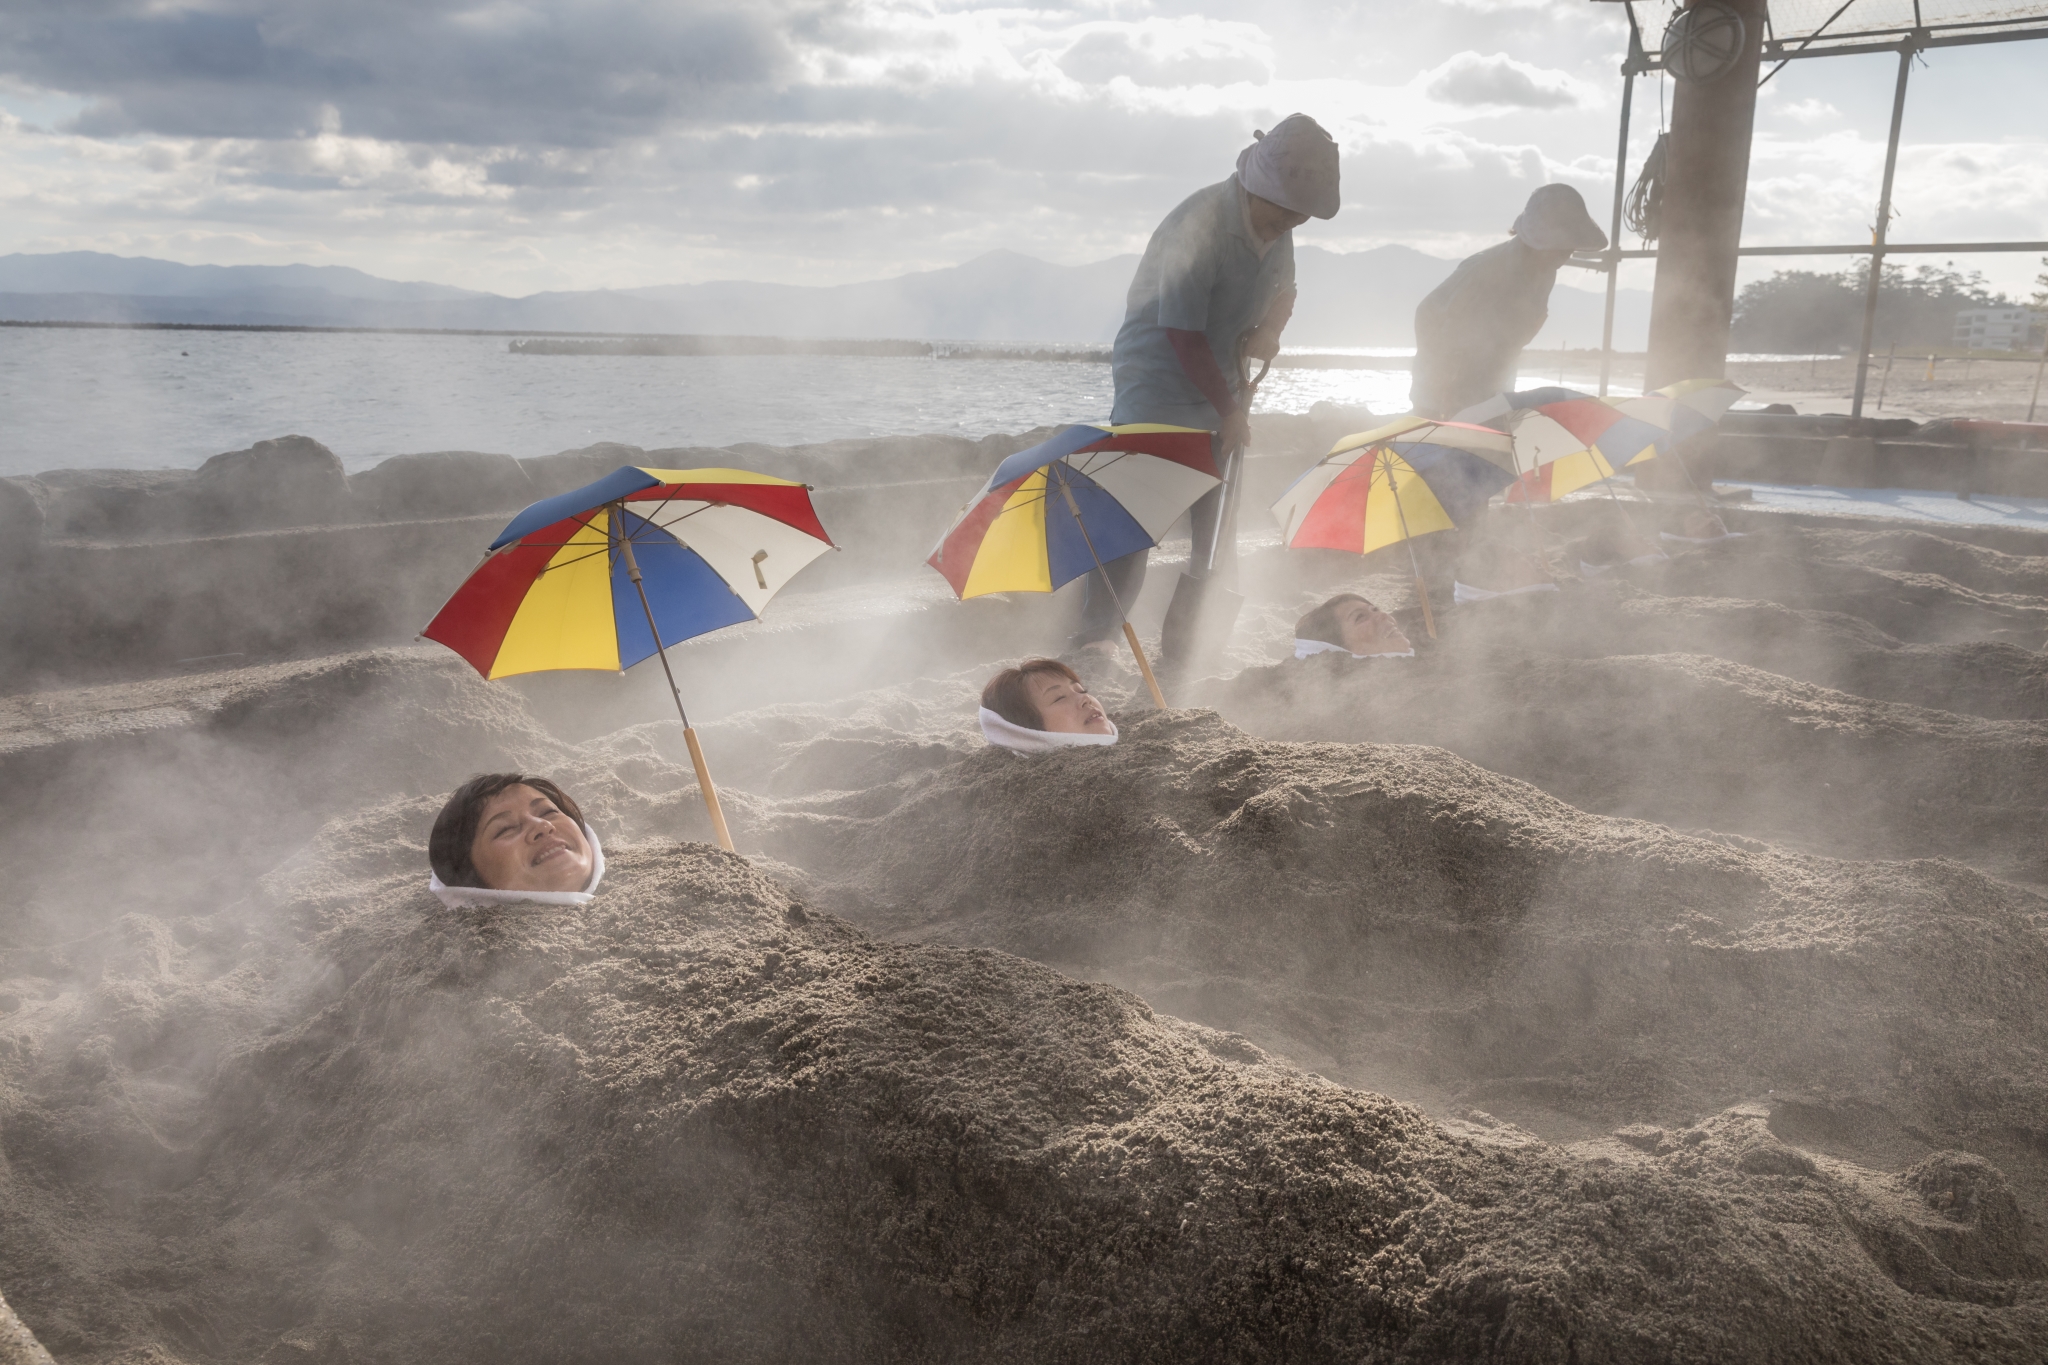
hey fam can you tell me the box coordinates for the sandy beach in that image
[2,417,2046,1361]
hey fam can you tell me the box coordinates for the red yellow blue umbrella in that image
[1454,387,1670,505]
[1271,416,1518,636]
[1611,378,1746,445]
[928,422,1219,705]
[1608,379,1746,491]
[423,465,834,851]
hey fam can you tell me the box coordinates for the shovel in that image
[1161,352,1269,672]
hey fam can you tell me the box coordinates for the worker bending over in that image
[1409,184,1607,421]
[1078,113,1341,667]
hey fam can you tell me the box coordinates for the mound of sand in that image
[3,822,2043,1363]
[5,491,2048,1361]
[1198,631,2048,883]
[750,709,2048,1153]
[1614,533,2048,648]
[0,648,566,926]
[1346,579,2048,722]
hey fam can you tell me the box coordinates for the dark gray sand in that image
[5,812,2044,1363]
[3,510,2048,1360]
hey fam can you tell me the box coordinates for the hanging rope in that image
[1623,132,1668,242]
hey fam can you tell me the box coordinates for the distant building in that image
[1953,307,2045,351]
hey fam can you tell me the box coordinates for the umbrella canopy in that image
[1272,416,1517,556]
[1610,378,1747,445]
[425,465,833,680]
[1466,387,1669,505]
[422,465,834,855]
[927,423,1219,599]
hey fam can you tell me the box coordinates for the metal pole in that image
[1850,41,1917,417]
[1599,68,1635,398]
[2027,334,2047,422]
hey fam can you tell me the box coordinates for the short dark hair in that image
[1295,593,1373,649]
[429,774,587,889]
[981,658,1083,731]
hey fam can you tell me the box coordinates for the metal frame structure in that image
[1584,2,2048,414]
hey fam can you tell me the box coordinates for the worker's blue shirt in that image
[1111,177,1296,430]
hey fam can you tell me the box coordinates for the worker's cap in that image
[1236,113,1340,221]
[1512,184,1607,252]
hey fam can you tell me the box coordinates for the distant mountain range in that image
[0,247,1651,350]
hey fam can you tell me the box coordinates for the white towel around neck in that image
[1453,580,1560,605]
[427,825,606,909]
[1579,551,1671,577]
[979,706,1119,753]
[1293,638,1416,660]
[1660,530,1748,546]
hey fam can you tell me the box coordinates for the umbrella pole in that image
[1055,467,1168,709]
[1382,452,1438,640]
[616,526,736,853]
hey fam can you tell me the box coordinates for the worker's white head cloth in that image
[1235,113,1341,221]
[979,707,1119,753]
[427,826,606,909]
[1512,184,1608,252]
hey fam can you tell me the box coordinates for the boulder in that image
[349,450,535,521]
[519,442,649,499]
[33,468,197,540]
[191,435,354,532]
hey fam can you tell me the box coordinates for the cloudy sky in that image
[0,0,2042,296]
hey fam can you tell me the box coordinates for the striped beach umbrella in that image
[424,465,834,850]
[928,422,1219,705]
[1611,378,1747,446]
[1272,416,1519,637]
[1456,387,1668,505]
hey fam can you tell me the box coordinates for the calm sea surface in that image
[0,328,1428,477]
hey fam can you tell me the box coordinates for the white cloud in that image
[1423,52,1584,109]
[0,0,2039,298]
[1774,98,1841,124]
[1057,18,1275,89]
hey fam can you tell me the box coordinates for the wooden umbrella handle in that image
[1415,577,1439,640]
[683,725,736,852]
[1123,621,1169,709]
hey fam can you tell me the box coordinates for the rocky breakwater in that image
[0,430,1043,688]
[0,404,1377,693]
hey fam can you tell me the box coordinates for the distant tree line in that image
[1729,260,2041,353]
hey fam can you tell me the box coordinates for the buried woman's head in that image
[981,658,1113,735]
[430,774,593,893]
[1297,593,1409,656]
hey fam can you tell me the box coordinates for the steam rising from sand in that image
[3,425,2047,1358]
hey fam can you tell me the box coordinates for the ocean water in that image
[0,328,1430,477]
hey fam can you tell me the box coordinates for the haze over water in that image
[0,328,1425,477]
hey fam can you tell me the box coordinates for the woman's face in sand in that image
[470,784,592,893]
[1026,671,1113,735]
[1335,599,1407,655]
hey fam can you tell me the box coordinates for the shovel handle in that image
[1415,577,1438,640]
[1123,621,1169,709]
